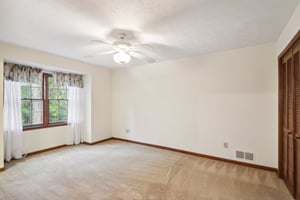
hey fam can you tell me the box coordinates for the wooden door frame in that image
[278,30,300,179]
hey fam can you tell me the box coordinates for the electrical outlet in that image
[224,142,229,148]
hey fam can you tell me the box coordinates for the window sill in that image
[23,123,68,131]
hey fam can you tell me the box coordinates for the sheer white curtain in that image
[67,86,83,145]
[3,80,23,162]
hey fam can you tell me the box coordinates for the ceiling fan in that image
[86,33,155,64]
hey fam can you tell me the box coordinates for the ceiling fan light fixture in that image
[113,51,131,64]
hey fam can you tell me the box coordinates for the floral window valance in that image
[4,62,43,85]
[52,72,83,88]
[4,62,84,88]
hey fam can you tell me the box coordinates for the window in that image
[21,82,43,126]
[21,73,68,130]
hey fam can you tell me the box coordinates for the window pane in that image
[32,111,43,125]
[32,100,43,112]
[48,76,68,124]
[21,99,43,126]
[48,76,54,87]
[58,89,67,99]
[48,88,57,99]
[21,85,31,99]
[48,77,67,98]
[21,100,31,126]
[58,100,68,121]
[31,86,42,99]
[21,81,43,127]
[49,100,58,123]
[49,100,68,123]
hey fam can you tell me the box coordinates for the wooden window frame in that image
[22,73,68,131]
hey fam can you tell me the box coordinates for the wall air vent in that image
[245,152,254,161]
[235,150,255,161]
[235,150,245,159]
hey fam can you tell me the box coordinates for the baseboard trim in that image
[1,137,277,173]
[26,144,68,157]
[112,137,277,172]
[83,137,113,145]
[10,138,112,159]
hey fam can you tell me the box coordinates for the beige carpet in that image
[0,140,293,200]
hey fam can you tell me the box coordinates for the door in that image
[294,39,300,199]
[279,31,300,199]
[281,50,294,194]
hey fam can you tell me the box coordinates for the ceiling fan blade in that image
[91,39,112,46]
[129,51,155,63]
[131,44,153,51]
[85,50,116,57]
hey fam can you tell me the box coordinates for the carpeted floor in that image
[0,140,293,200]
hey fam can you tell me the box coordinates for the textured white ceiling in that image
[0,0,299,67]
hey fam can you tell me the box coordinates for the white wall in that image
[0,42,112,169]
[92,70,112,141]
[112,43,278,167]
[277,2,300,55]
[22,127,71,153]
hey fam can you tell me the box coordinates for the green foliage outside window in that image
[48,77,68,123]
[21,84,43,126]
